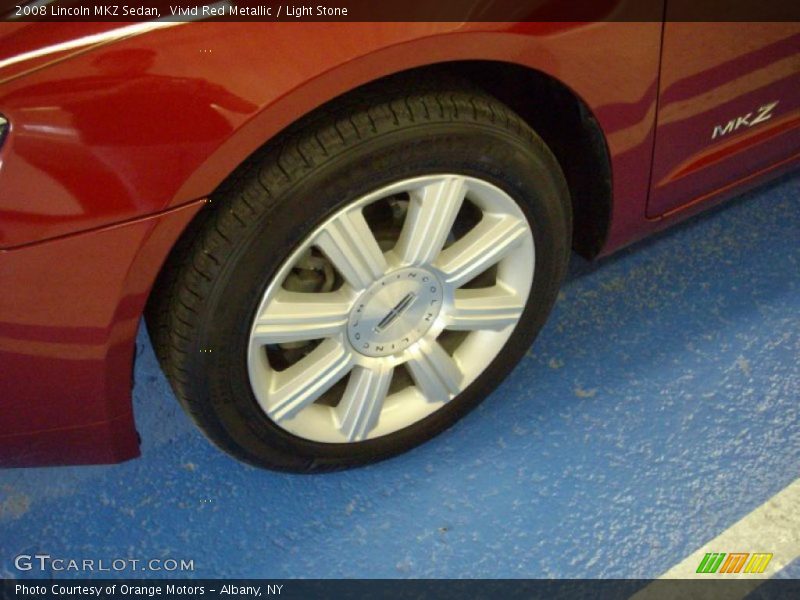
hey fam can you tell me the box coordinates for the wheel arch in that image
[168,59,613,266]
[446,61,613,259]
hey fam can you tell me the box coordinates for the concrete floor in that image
[1,174,798,580]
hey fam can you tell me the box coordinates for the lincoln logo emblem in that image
[374,292,416,333]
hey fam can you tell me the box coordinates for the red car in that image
[0,18,798,471]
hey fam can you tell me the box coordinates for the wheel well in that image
[222,61,613,259]
[446,61,612,258]
[171,60,612,277]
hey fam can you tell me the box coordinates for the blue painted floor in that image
[1,175,798,580]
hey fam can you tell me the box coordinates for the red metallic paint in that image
[648,23,800,216]
[0,200,204,466]
[0,21,664,249]
[0,17,797,466]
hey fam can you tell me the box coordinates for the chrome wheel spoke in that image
[335,365,394,441]
[268,339,354,422]
[447,286,525,331]
[405,339,463,404]
[252,289,351,344]
[395,176,466,266]
[314,209,387,290]
[435,215,527,288]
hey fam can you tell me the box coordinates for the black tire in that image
[146,81,572,472]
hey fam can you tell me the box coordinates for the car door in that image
[647,18,800,217]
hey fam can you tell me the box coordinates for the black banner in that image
[2,579,800,600]
[2,0,800,23]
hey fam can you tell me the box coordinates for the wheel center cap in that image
[347,267,444,358]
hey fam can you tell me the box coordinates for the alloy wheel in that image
[247,174,535,443]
